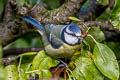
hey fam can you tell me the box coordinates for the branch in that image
[28,0,87,24]
[0,20,34,47]
[3,0,13,22]
[0,0,86,47]
[3,47,44,57]
[2,56,17,65]
[0,0,119,47]
[2,47,44,65]
[83,21,114,30]
[77,21,120,41]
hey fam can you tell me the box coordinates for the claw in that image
[58,59,68,68]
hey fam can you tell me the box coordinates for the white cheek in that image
[66,27,73,34]
[64,33,78,45]
[76,32,81,36]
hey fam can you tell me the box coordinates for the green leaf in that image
[26,0,41,7]
[7,38,30,48]
[42,0,61,10]
[17,0,25,7]
[0,41,5,80]
[0,0,6,21]
[30,38,43,47]
[32,50,59,70]
[69,17,80,22]
[0,67,5,80]
[0,3,4,17]
[96,0,109,5]
[85,27,105,48]
[18,52,37,57]
[93,42,119,80]
[110,0,120,28]
[31,50,59,78]
[19,69,27,80]
[17,52,37,71]
[38,70,52,78]
[106,42,120,57]
[73,57,104,80]
[5,65,19,80]
[0,41,2,58]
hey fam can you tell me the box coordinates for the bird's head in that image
[61,24,83,45]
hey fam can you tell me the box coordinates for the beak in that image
[81,32,88,38]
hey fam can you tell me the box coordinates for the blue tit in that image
[24,16,83,59]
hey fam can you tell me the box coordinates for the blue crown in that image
[67,24,81,33]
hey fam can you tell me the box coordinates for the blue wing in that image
[23,16,44,31]
[49,33,63,49]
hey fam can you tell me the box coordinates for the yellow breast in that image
[45,43,81,59]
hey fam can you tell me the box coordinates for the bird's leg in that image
[58,59,68,68]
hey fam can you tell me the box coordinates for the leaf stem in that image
[18,56,22,78]
[87,34,98,44]
[25,69,40,73]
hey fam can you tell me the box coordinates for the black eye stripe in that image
[65,31,75,36]
[65,31,81,37]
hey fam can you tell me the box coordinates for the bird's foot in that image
[58,59,68,68]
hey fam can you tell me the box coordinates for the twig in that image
[3,0,13,22]
[77,21,120,41]
[2,56,17,65]
[78,21,114,30]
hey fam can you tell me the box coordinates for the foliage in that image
[0,42,5,80]
[110,0,120,28]
[0,0,120,80]
[0,0,6,22]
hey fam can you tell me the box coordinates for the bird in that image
[23,16,84,59]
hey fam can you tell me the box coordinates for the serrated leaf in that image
[93,42,119,80]
[73,57,104,80]
[5,65,19,80]
[69,17,80,21]
[110,0,120,28]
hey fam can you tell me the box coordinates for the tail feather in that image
[23,16,44,31]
